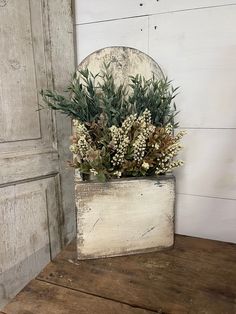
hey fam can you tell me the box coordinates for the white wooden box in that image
[75,176,175,259]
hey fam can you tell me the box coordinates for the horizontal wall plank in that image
[76,16,148,63]
[75,0,236,24]
[149,5,236,128]
[176,194,236,243]
[174,129,236,199]
[75,0,145,24]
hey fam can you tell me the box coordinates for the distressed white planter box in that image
[75,176,175,260]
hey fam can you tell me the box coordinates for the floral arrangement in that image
[41,64,185,181]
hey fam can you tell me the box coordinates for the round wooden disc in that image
[77,46,164,86]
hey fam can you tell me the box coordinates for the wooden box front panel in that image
[76,177,175,259]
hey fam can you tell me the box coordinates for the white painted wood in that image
[0,0,75,308]
[74,0,146,24]
[0,177,61,307]
[75,0,236,24]
[0,150,59,185]
[145,0,236,17]
[47,0,76,245]
[0,246,49,308]
[77,46,163,87]
[44,175,63,256]
[0,179,51,273]
[149,5,236,128]
[76,16,149,63]
[0,0,53,145]
[76,177,175,259]
[74,2,236,244]
[0,0,40,142]
[176,194,236,243]
[174,129,236,199]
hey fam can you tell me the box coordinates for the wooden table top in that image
[3,235,236,314]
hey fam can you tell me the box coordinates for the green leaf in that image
[96,172,106,182]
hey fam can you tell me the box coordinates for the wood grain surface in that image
[36,235,236,313]
[0,0,75,308]
[3,280,155,314]
[3,235,236,314]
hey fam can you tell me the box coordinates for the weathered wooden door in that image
[0,0,75,308]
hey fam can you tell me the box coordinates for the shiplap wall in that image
[74,0,236,243]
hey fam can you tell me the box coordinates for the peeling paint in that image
[77,47,164,94]
[76,176,175,259]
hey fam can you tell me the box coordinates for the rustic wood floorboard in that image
[3,280,155,314]
[3,235,236,314]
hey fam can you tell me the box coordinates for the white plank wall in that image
[149,6,236,128]
[77,16,149,63]
[75,0,236,24]
[74,1,236,243]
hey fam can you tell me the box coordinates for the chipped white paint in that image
[76,177,175,259]
[75,46,174,259]
[77,46,164,88]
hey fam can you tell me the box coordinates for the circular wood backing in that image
[77,46,164,87]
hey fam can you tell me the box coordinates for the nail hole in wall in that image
[154,26,157,30]
[139,3,143,6]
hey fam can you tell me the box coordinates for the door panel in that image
[0,179,51,273]
[0,0,75,308]
[0,0,40,142]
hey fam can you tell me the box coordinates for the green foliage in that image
[40,63,185,182]
[128,75,179,127]
[40,63,179,128]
